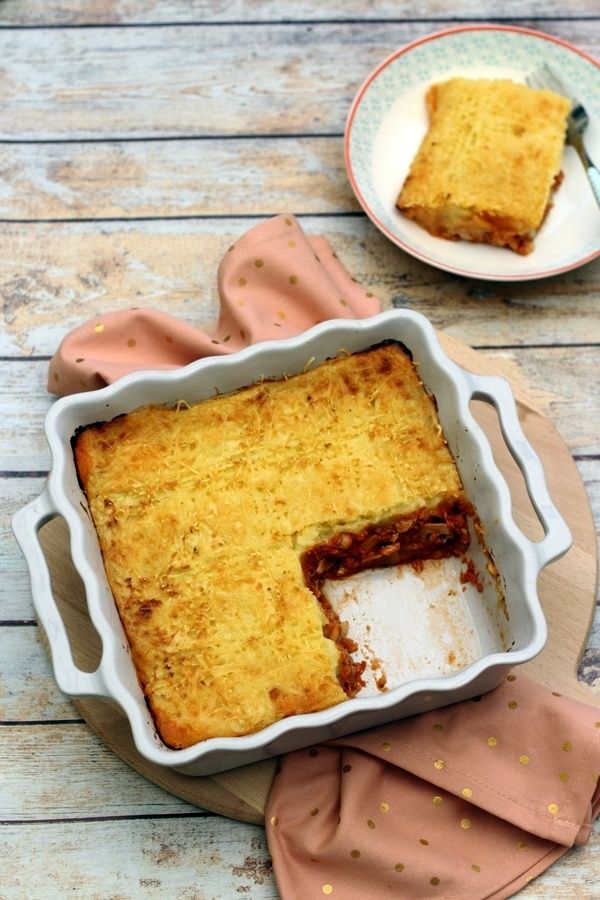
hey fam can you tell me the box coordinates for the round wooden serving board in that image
[37,334,599,825]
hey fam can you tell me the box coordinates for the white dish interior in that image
[325,522,510,696]
[13,310,571,774]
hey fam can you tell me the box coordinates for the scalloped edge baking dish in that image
[13,309,571,775]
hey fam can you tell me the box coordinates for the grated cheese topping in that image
[74,343,465,748]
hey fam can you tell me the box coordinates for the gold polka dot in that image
[53,372,59,381]
[270,815,278,826]
[430,877,440,886]
[461,819,472,829]
[462,788,473,799]
[289,275,298,284]
[394,863,405,872]
[285,217,293,226]
[211,339,220,345]
[228,244,234,251]
[434,759,445,770]
[238,277,247,286]
[236,299,245,307]
[367,819,375,829]
[472,864,481,872]
[594,721,600,728]
[517,841,527,851]
[552,691,562,697]
[127,338,136,347]
[506,674,516,681]
[339,298,347,306]
[342,764,352,772]
[277,309,286,319]
[366,291,374,297]
[487,737,498,747]
[559,771,569,782]
[314,254,320,262]
[562,741,572,752]
[350,850,360,859]
[94,323,104,332]
[75,357,85,363]
[380,803,390,813]
[288,239,297,248]
[519,755,530,765]
[310,807,319,816]
[508,700,518,709]
[419,839,429,846]
[381,741,391,752]
[322,886,333,896]
[433,796,443,806]
[254,258,264,268]
[548,803,559,815]
[79,379,86,388]
[433,723,444,732]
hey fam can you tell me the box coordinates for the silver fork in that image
[526,62,600,207]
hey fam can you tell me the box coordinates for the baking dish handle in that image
[12,488,109,699]
[462,372,572,569]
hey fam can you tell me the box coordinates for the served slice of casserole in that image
[74,343,474,748]
[396,77,570,254]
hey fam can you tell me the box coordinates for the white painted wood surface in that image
[1,3,598,897]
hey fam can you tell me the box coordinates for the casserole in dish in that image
[13,310,571,775]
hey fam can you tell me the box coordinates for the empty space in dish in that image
[323,519,511,696]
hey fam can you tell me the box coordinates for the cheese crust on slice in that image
[396,78,570,254]
[74,344,467,748]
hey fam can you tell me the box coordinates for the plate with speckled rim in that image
[345,24,600,281]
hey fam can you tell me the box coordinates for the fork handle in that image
[573,134,600,208]
[587,165,600,208]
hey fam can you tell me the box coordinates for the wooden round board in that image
[37,333,599,825]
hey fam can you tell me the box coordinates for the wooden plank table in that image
[1,2,598,896]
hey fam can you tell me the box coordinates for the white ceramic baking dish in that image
[13,309,571,775]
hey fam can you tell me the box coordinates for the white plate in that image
[345,25,600,281]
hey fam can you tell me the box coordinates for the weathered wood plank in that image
[1,219,598,357]
[0,816,598,900]
[0,625,78,720]
[0,476,47,618]
[0,22,597,139]
[0,0,598,25]
[1,724,201,819]
[1,816,276,899]
[0,362,53,470]
[0,138,356,219]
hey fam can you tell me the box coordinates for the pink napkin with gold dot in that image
[266,673,600,899]
[48,213,379,395]
[47,214,600,899]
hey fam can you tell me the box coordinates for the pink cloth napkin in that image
[266,673,600,899]
[48,213,379,395]
[48,214,600,898]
